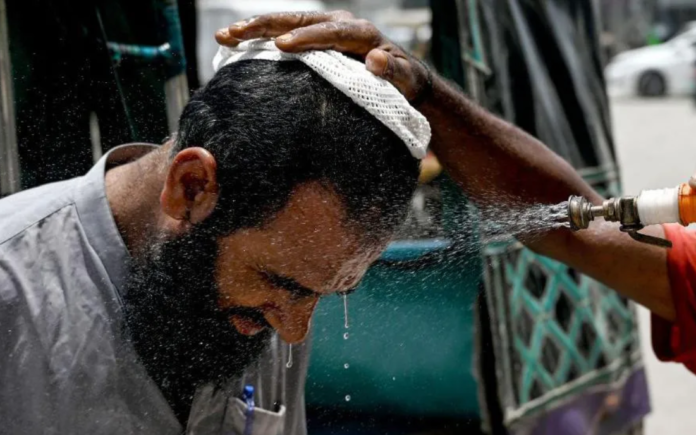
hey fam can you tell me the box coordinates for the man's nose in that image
[268,296,319,344]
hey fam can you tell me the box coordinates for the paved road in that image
[611,97,696,435]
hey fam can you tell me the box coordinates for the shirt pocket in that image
[223,397,286,435]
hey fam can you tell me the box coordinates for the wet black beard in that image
[122,227,272,422]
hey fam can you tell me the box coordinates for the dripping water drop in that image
[286,343,293,369]
[343,294,349,329]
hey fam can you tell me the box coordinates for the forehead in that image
[219,182,387,293]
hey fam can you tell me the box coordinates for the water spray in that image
[561,183,696,248]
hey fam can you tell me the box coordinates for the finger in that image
[366,49,417,98]
[689,173,696,189]
[275,20,382,56]
[215,27,241,47]
[365,49,390,76]
[228,10,354,40]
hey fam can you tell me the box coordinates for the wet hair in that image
[174,60,419,239]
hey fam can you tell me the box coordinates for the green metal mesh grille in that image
[484,243,642,419]
[501,247,638,403]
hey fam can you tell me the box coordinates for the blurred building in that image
[196,0,326,83]
[600,0,656,59]
[654,0,696,40]
[600,0,696,60]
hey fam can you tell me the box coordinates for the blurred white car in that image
[605,22,696,97]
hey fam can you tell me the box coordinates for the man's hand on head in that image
[215,11,431,103]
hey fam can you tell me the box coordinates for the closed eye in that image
[259,269,358,299]
[260,270,319,299]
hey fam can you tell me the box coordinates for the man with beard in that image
[219,11,696,377]
[0,58,421,434]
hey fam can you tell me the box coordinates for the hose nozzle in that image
[566,195,672,248]
[566,196,639,230]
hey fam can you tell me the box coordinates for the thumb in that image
[365,49,390,78]
[365,48,417,100]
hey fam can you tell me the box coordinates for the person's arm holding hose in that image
[417,74,675,322]
[217,12,695,369]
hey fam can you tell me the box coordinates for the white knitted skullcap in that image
[212,39,431,159]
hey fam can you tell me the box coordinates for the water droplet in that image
[344,363,350,369]
[343,294,349,329]
[343,332,349,340]
[345,395,351,402]
[286,343,293,368]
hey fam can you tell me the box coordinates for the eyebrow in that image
[260,270,358,299]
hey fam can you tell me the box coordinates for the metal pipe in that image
[590,205,606,218]
[0,0,20,196]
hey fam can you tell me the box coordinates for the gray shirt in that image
[0,144,309,435]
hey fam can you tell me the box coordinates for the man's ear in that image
[160,147,219,225]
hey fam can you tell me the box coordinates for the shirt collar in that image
[74,143,159,298]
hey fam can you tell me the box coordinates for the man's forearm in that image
[419,76,598,259]
[420,75,676,322]
[564,223,674,321]
[420,76,601,207]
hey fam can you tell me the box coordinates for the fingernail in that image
[365,58,375,71]
[232,17,257,28]
[217,28,230,38]
[277,33,293,42]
